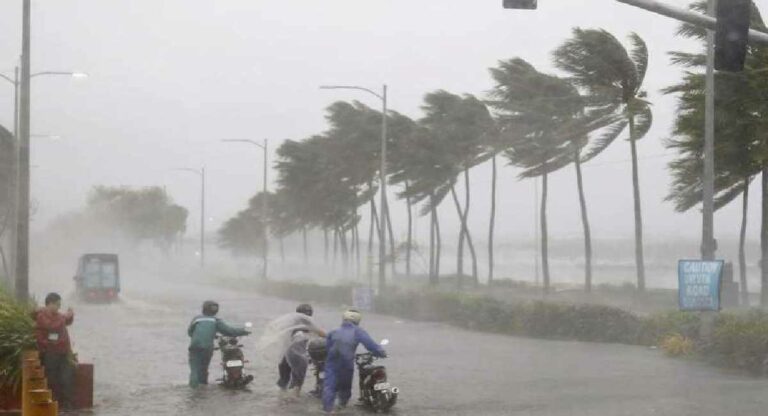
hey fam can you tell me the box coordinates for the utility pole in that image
[15,0,31,301]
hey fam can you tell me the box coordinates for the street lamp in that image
[0,65,86,300]
[0,70,88,138]
[320,84,388,290]
[174,167,206,268]
[221,139,269,280]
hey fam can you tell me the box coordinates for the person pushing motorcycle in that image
[322,309,386,414]
[187,300,250,388]
[276,303,326,397]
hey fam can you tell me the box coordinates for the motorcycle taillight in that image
[372,369,386,382]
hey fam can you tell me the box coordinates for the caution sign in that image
[352,287,375,312]
[678,260,724,311]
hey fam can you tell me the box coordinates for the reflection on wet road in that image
[60,276,768,416]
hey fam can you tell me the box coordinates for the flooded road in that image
[59,275,768,416]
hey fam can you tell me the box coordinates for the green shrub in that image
[637,311,701,346]
[706,311,768,374]
[0,288,36,392]
[252,280,768,376]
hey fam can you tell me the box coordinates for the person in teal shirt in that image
[187,300,250,387]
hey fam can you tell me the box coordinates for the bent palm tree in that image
[554,29,653,291]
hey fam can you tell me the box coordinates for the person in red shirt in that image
[35,292,75,410]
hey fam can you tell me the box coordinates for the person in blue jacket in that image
[322,309,386,413]
[187,300,250,388]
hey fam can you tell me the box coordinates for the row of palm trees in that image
[220,27,657,293]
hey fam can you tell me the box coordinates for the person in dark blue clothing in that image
[322,309,386,413]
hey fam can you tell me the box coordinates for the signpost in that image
[352,287,375,312]
[678,260,724,311]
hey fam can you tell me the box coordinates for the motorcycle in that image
[355,339,399,412]
[215,322,254,389]
[307,337,327,398]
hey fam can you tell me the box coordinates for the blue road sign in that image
[353,287,375,312]
[678,260,724,311]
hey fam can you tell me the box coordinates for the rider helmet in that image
[342,309,362,325]
[202,300,219,316]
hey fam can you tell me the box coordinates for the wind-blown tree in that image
[87,186,188,249]
[488,58,586,293]
[219,192,269,257]
[664,1,767,304]
[553,28,653,291]
[391,125,457,285]
[386,111,419,278]
[418,90,494,287]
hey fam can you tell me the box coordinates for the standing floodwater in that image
[58,276,768,416]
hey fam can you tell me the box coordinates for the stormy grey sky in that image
[0,0,764,247]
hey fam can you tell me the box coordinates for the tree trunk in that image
[303,226,308,265]
[355,221,362,280]
[429,195,436,284]
[464,167,478,285]
[339,227,349,276]
[435,200,442,282]
[739,177,749,306]
[541,168,550,294]
[761,166,768,307]
[488,155,497,285]
[405,181,413,279]
[629,115,646,291]
[324,228,329,266]
[0,215,9,282]
[451,187,465,289]
[333,228,338,269]
[368,199,376,281]
[574,146,593,293]
[451,185,479,288]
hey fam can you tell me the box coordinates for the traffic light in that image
[715,0,751,72]
[503,0,537,10]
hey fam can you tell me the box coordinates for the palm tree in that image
[664,2,767,304]
[391,125,457,285]
[488,58,586,293]
[386,111,419,279]
[553,28,653,291]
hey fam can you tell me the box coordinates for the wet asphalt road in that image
[57,275,768,416]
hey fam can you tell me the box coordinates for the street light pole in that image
[1,58,87,300]
[702,0,716,261]
[319,84,388,291]
[221,139,269,280]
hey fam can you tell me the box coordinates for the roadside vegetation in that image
[0,287,36,393]
[248,279,768,375]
